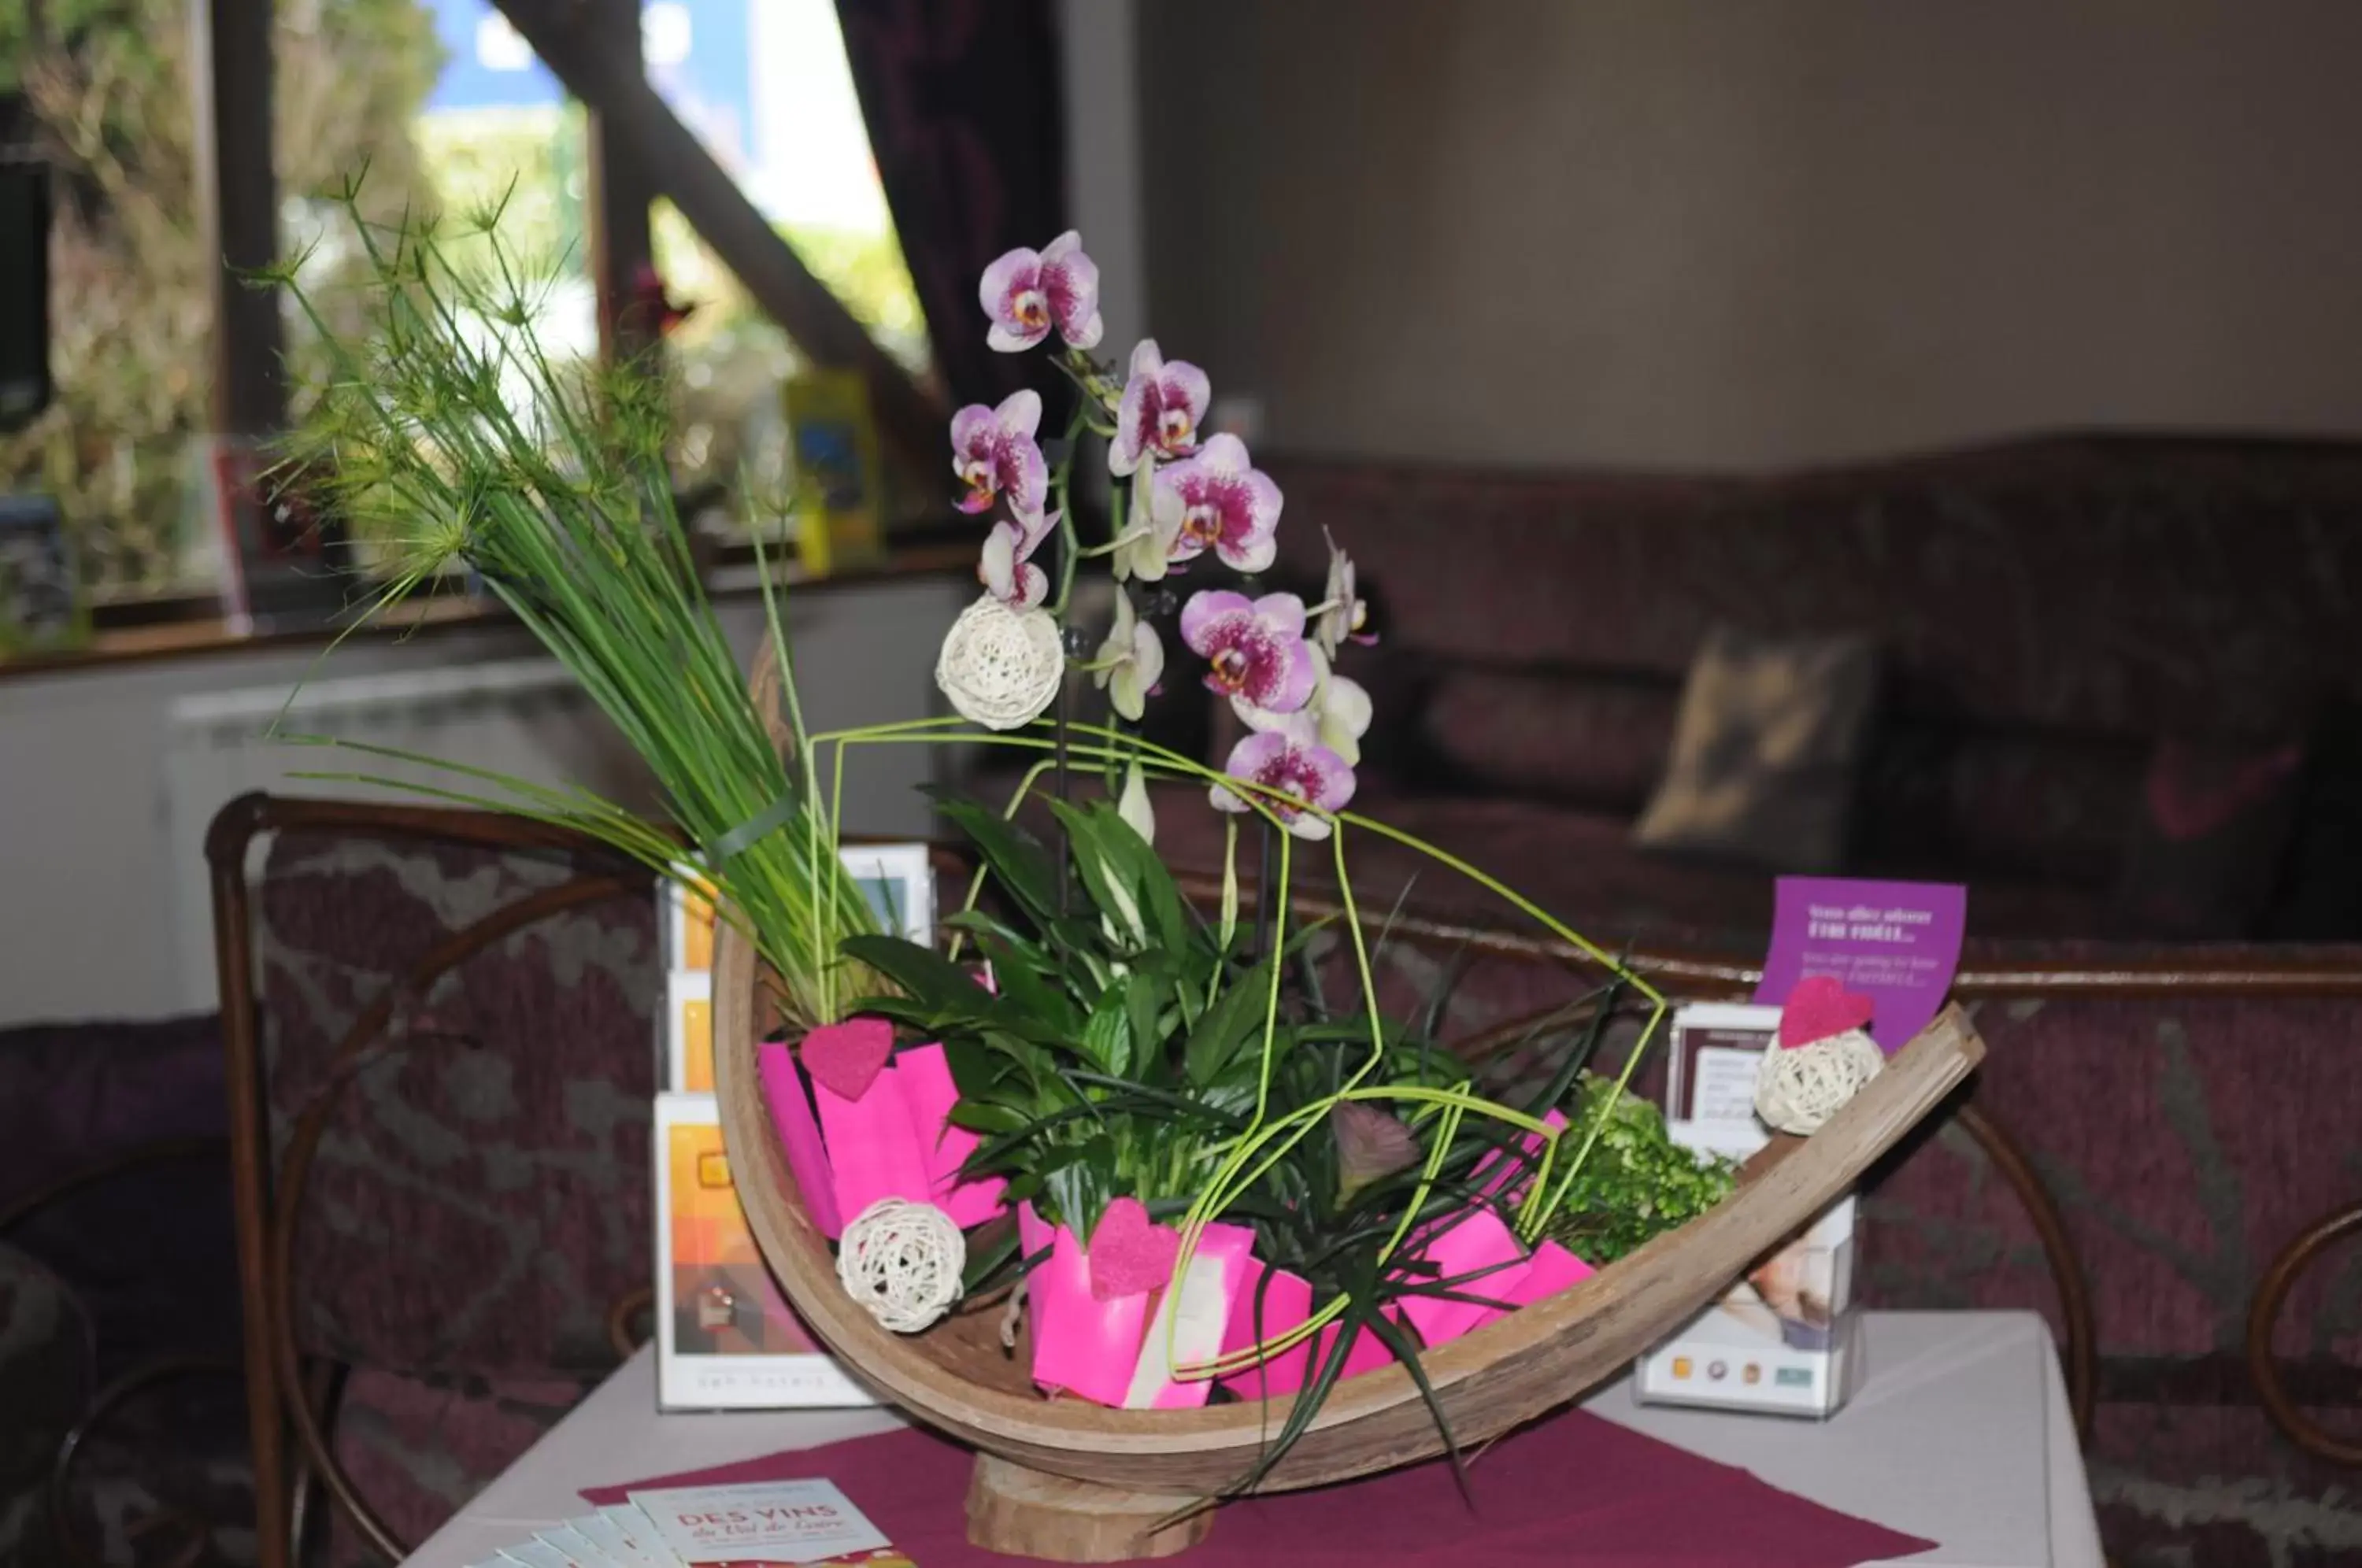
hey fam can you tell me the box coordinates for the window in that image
[650,0,929,534]
[0,0,927,623]
[1,0,214,604]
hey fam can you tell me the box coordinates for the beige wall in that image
[1141,0,2362,470]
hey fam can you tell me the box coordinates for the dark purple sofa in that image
[1150,433,2362,945]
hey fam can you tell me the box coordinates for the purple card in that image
[1753,877,1968,1052]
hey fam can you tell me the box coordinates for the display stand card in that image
[664,877,716,974]
[658,847,933,1093]
[667,971,716,1093]
[1638,877,1967,1420]
[653,1093,877,1410]
[1665,1002,1783,1126]
[1753,877,1968,1049]
[836,843,935,945]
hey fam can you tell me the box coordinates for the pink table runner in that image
[582,1406,1933,1566]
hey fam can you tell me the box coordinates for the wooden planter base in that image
[965,1455,1215,1562]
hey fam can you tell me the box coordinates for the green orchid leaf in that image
[1046,799,1146,949]
[942,908,1053,969]
[1063,1072,1253,1133]
[839,933,993,1015]
[960,1219,1020,1294]
[1123,967,1168,1082]
[946,1100,1031,1135]
[1183,953,1280,1086]
[1086,800,1190,955]
[975,932,1085,1037]
[932,793,1063,922]
[1079,982,1134,1079]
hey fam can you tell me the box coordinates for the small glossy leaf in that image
[1183,954,1279,1086]
[1080,983,1134,1080]
[839,934,994,1014]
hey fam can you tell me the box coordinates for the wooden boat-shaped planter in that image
[714,921,1985,1562]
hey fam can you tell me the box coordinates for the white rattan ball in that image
[936,594,1066,730]
[837,1197,967,1333]
[1754,1028,1884,1136]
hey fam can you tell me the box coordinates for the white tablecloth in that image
[404,1310,2100,1568]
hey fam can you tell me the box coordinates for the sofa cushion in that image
[2110,735,2306,937]
[1632,626,1879,871]
[1418,665,1676,812]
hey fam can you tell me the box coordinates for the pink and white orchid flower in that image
[1212,713,1356,840]
[1109,339,1209,477]
[1238,645,1372,766]
[979,509,1057,612]
[979,231,1103,352]
[1181,590,1316,715]
[1093,590,1164,721]
[951,390,1048,523]
[1312,527,1375,659]
[1153,435,1282,575]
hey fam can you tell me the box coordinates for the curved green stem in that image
[1046,405,1090,618]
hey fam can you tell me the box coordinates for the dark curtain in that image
[835,0,1069,411]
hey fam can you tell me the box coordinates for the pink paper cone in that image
[1022,1208,1148,1407]
[1218,1257,1315,1402]
[1501,1239,1595,1307]
[757,1041,842,1238]
[891,1044,1007,1229]
[1128,1222,1256,1409]
[1398,1205,1531,1348]
[813,1066,932,1223]
[1017,1203,1060,1353]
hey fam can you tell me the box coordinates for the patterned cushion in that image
[1632,625,1878,871]
[2111,735,2308,937]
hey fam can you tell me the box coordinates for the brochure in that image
[465,1488,913,1568]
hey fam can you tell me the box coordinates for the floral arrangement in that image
[935,231,1369,858]
[272,192,1734,1492]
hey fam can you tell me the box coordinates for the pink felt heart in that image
[1087,1196,1181,1301]
[1778,974,1875,1048]
[800,1017,894,1103]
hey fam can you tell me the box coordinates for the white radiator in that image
[163,656,646,1010]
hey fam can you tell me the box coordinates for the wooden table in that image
[404,1311,2100,1568]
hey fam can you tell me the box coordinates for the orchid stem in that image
[1046,405,1089,618]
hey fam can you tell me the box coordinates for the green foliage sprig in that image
[270,185,879,1027]
[1545,1076,1737,1266]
